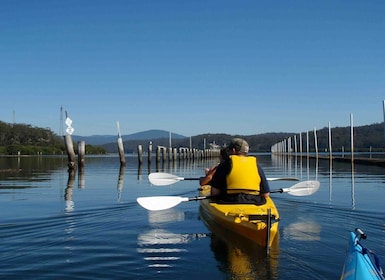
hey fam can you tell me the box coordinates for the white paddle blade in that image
[283,180,320,196]
[137,196,187,211]
[148,173,183,186]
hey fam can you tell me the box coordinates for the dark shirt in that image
[210,157,270,196]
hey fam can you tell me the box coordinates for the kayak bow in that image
[341,228,384,280]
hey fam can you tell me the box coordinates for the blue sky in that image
[1,0,384,137]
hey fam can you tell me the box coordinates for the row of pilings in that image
[64,134,220,170]
[137,144,220,165]
[270,115,385,167]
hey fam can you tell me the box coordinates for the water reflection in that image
[137,229,189,268]
[147,208,185,224]
[65,169,76,212]
[117,165,125,203]
[199,206,279,279]
[78,167,85,189]
[329,157,333,202]
[137,164,142,182]
[351,161,355,209]
[271,153,319,182]
[283,221,321,241]
[271,153,362,210]
[138,208,208,270]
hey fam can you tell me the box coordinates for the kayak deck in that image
[341,228,385,280]
[199,185,280,248]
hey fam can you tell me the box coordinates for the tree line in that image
[0,121,106,155]
[101,123,385,154]
[1,120,384,155]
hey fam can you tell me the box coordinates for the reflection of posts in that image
[351,162,355,209]
[65,169,76,211]
[156,160,160,173]
[283,221,321,241]
[117,165,125,202]
[137,164,142,182]
[78,167,85,189]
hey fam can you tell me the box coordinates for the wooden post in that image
[328,122,332,160]
[117,165,125,203]
[168,147,173,161]
[156,146,161,162]
[116,122,126,166]
[64,111,76,169]
[117,137,125,166]
[173,148,177,161]
[148,141,152,165]
[78,141,85,168]
[314,128,318,158]
[162,147,167,162]
[350,114,354,162]
[64,134,76,169]
[299,133,303,156]
[383,100,385,144]
[77,140,85,189]
[137,144,143,165]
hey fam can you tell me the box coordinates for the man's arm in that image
[258,164,270,197]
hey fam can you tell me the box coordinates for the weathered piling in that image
[78,141,86,168]
[137,145,143,165]
[168,147,173,161]
[148,141,153,165]
[173,148,178,161]
[117,165,125,203]
[64,134,76,169]
[156,146,161,162]
[64,112,76,169]
[162,146,167,161]
[116,122,126,166]
[117,137,125,166]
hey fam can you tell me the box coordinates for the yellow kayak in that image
[199,185,280,248]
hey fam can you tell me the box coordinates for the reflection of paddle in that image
[148,172,300,186]
[137,180,320,211]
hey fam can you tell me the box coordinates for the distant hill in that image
[1,120,384,155]
[72,129,186,146]
[99,122,385,153]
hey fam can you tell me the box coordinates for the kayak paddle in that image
[137,180,320,211]
[148,172,300,186]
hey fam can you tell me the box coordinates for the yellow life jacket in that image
[226,155,261,195]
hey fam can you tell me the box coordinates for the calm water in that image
[1,154,384,279]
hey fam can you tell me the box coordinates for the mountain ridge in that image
[72,129,186,145]
[97,122,385,153]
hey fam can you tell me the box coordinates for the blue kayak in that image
[341,228,384,280]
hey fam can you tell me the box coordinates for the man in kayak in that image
[201,138,270,203]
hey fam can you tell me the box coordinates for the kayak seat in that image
[214,193,266,205]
